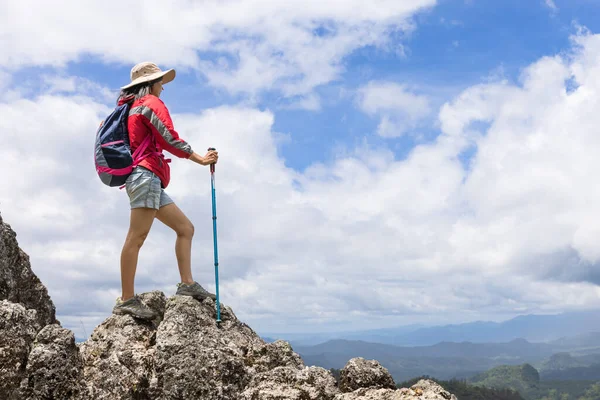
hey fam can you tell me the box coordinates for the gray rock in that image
[78,291,166,400]
[0,213,56,328]
[150,295,264,399]
[242,365,338,400]
[334,379,458,400]
[0,300,41,399]
[339,357,396,393]
[411,379,457,400]
[17,324,84,400]
[245,339,305,374]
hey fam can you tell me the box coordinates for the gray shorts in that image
[125,166,174,210]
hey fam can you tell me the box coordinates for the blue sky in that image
[4,0,600,338]
[166,0,598,171]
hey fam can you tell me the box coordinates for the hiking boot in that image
[176,281,217,301]
[112,295,156,320]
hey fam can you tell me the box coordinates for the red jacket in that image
[126,95,193,189]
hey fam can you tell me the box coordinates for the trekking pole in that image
[208,147,221,324]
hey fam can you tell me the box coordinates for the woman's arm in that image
[189,150,218,166]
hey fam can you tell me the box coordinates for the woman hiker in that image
[112,62,219,320]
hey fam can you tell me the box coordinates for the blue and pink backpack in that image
[94,100,151,187]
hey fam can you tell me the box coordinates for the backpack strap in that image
[131,134,152,165]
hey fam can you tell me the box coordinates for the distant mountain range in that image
[294,338,548,381]
[261,324,425,347]
[262,310,600,347]
[290,332,600,382]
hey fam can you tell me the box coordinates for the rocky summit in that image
[0,212,457,400]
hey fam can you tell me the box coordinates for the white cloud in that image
[357,81,432,137]
[41,75,115,103]
[544,0,558,12]
[0,0,436,98]
[282,94,322,111]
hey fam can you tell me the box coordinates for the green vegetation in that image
[579,382,600,400]
[466,364,598,400]
[531,382,600,400]
[514,380,594,400]
[470,364,541,394]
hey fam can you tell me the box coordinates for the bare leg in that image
[156,203,195,284]
[120,208,157,300]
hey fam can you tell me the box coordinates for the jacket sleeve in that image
[137,97,193,159]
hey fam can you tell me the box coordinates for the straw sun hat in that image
[121,62,176,90]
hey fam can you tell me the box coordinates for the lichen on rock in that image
[18,324,84,400]
[339,357,397,393]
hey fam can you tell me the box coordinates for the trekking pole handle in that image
[208,147,216,173]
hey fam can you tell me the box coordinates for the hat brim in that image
[120,68,176,90]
